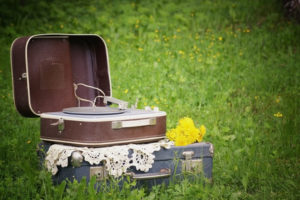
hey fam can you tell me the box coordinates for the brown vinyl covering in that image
[11,37,33,117]
[40,116,166,147]
[23,35,111,115]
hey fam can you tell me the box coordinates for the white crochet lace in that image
[45,140,173,177]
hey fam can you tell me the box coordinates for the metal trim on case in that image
[126,168,171,180]
[112,118,156,129]
[208,142,214,157]
[40,135,166,147]
[50,118,64,133]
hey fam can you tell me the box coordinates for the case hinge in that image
[18,72,27,80]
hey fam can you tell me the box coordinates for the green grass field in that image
[0,0,299,199]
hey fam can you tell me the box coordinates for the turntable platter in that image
[63,107,126,115]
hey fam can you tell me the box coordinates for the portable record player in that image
[10,34,166,147]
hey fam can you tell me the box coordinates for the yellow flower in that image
[166,117,206,146]
[197,125,206,142]
[27,140,31,144]
[124,89,128,94]
[178,50,185,55]
[175,136,188,146]
[138,47,143,51]
[200,125,206,135]
[218,36,223,41]
[274,112,283,118]
[166,129,176,141]
[179,117,195,129]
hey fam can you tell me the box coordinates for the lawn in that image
[0,0,299,199]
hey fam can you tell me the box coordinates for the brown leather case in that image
[40,112,166,147]
[11,34,111,117]
[11,34,166,146]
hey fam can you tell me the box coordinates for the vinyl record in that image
[63,107,125,115]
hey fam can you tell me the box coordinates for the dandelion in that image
[178,50,185,55]
[27,140,31,144]
[124,89,128,94]
[107,39,111,43]
[197,125,206,142]
[138,47,143,51]
[135,24,139,28]
[155,29,159,33]
[274,112,283,118]
[166,117,206,146]
[175,134,189,146]
[218,36,223,41]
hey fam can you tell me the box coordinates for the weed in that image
[0,0,299,199]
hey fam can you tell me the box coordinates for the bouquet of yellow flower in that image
[166,117,206,146]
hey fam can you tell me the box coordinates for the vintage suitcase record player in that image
[10,34,166,147]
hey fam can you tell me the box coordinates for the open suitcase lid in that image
[11,34,112,117]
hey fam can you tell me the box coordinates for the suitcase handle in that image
[112,118,156,129]
[126,168,171,180]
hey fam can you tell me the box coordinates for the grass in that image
[0,0,299,199]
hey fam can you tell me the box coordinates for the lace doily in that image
[45,140,174,177]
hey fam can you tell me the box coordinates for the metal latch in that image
[90,166,108,181]
[50,118,64,134]
[182,151,203,173]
